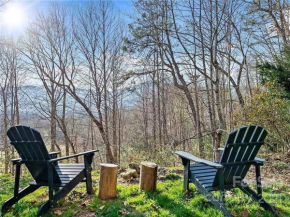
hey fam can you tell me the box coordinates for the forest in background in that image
[1,0,290,174]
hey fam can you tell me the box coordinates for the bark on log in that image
[139,161,158,192]
[99,163,118,200]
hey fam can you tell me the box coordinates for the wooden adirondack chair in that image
[176,125,276,217]
[1,125,99,216]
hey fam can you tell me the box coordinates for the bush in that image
[233,82,290,154]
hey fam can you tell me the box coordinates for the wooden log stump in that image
[139,161,158,192]
[99,163,118,200]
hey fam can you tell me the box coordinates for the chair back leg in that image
[84,154,94,194]
[239,182,276,213]
[255,163,262,200]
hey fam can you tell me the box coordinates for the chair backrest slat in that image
[7,125,61,184]
[12,142,42,160]
[221,126,248,184]
[229,125,257,180]
[237,126,267,181]
[213,125,267,186]
[227,141,263,148]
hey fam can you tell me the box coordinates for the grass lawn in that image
[0,171,289,217]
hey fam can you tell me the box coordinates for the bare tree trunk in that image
[118,95,123,165]
[3,95,9,173]
[50,91,57,152]
[62,74,69,156]
[142,82,149,148]
[152,70,156,154]
[156,57,162,146]
[112,79,118,160]
[212,0,225,161]
[102,4,110,158]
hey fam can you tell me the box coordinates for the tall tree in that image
[0,39,23,173]
[128,0,251,160]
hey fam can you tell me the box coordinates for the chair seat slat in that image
[196,176,216,181]
[192,171,217,178]
[58,164,85,167]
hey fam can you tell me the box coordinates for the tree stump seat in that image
[139,161,158,192]
[99,163,118,200]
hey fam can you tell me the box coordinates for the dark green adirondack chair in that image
[176,125,276,217]
[1,125,99,216]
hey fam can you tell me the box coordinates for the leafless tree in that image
[128,0,253,160]
[0,39,23,173]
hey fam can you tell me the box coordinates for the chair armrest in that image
[254,157,265,162]
[11,158,22,164]
[49,151,60,155]
[254,157,265,165]
[49,151,61,159]
[218,148,224,152]
[48,150,99,163]
[175,151,223,168]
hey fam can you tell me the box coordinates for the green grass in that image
[0,171,289,217]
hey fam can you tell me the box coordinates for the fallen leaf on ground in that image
[53,209,62,215]
[150,203,159,210]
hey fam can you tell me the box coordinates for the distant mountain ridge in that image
[17,85,139,117]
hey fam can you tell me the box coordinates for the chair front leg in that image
[14,162,21,199]
[181,158,190,192]
[218,167,225,205]
[47,162,54,207]
[84,153,94,194]
[255,163,262,200]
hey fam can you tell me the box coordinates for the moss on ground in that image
[0,171,289,217]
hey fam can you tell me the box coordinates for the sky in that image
[0,0,136,88]
[0,0,134,37]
